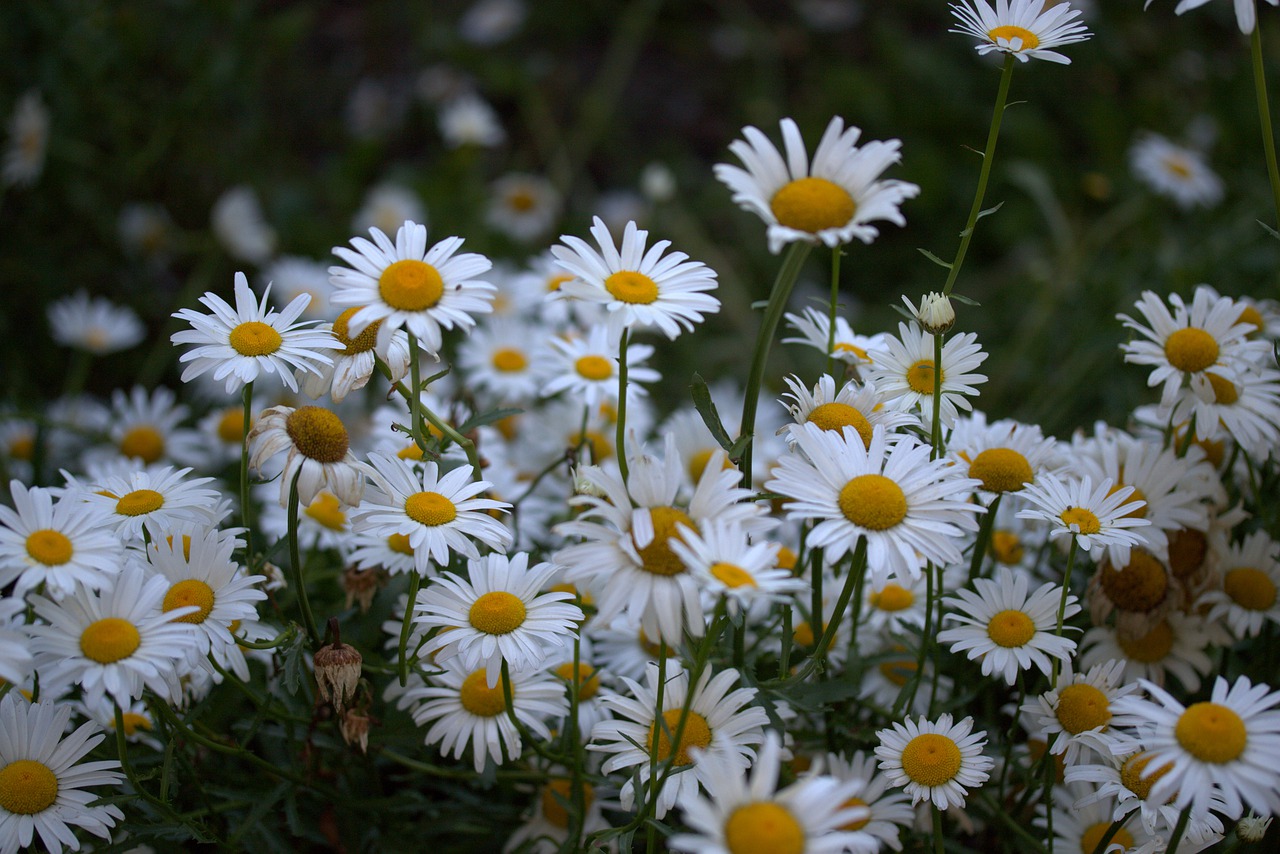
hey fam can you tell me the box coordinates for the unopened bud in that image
[342,566,386,613]
[339,707,372,753]
[314,634,362,712]
[904,292,955,335]
[1238,813,1272,842]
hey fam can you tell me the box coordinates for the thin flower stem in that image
[501,661,569,764]
[739,241,813,488]
[943,53,1015,296]
[397,570,420,688]
[644,642,668,854]
[1043,730,1057,852]
[567,633,587,851]
[407,332,426,451]
[1051,542,1078,687]
[788,539,866,684]
[969,493,1002,581]
[1165,804,1193,854]
[930,331,945,459]
[826,247,842,378]
[375,354,483,476]
[240,381,254,566]
[1252,16,1280,230]
[932,803,945,854]
[617,327,631,485]
[897,559,936,718]
[810,545,824,670]
[1090,810,1136,854]
[287,467,320,649]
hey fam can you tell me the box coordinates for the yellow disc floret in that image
[491,348,528,373]
[634,507,695,576]
[405,491,458,526]
[769,176,856,234]
[468,591,527,635]
[709,562,757,589]
[305,492,348,531]
[905,360,938,395]
[1056,684,1111,734]
[80,617,141,664]
[1059,507,1101,536]
[648,709,711,766]
[1100,552,1169,613]
[574,355,614,381]
[1117,620,1174,663]
[25,529,72,566]
[229,320,283,356]
[1207,372,1239,405]
[901,733,962,787]
[379,259,444,311]
[839,797,870,832]
[163,579,216,624]
[331,307,382,355]
[217,408,247,444]
[1081,823,1134,854]
[987,24,1040,50]
[870,583,914,612]
[1224,567,1277,611]
[284,406,350,463]
[969,448,1033,493]
[458,669,507,717]
[1120,752,1174,801]
[723,801,806,854]
[387,533,414,555]
[0,760,58,815]
[1176,702,1247,764]
[116,489,164,517]
[806,403,873,448]
[838,474,907,531]
[554,662,601,701]
[604,271,659,304]
[540,778,595,829]
[991,530,1024,565]
[119,425,166,464]
[1164,327,1219,373]
[987,609,1036,648]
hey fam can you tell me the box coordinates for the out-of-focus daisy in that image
[172,272,340,394]
[0,598,33,686]
[79,465,221,543]
[329,220,496,357]
[780,374,919,449]
[937,566,1079,685]
[459,0,526,45]
[1130,132,1223,210]
[1079,612,1214,691]
[486,172,561,243]
[669,519,803,615]
[551,217,720,340]
[0,481,121,599]
[1200,531,1280,638]
[1015,473,1151,565]
[874,713,993,809]
[590,661,769,818]
[353,182,428,238]
[414,552,582,684]
[28,565,200,707]
[352,453,511,575]
[118,202,175,264]
[103,385,204,468]
[0,694,124,854]
[260,256,333,321]
[257,486,353,554]
[406,660,565,772]
[456,316,552,404]
[714,117,920,254]
[299,306,412,404]
[858,572,930,639]
[668,731,866,854]
[1066,751,1226,842]
[1037,783,1157,854]
[47,292,145,356]
[1171,364,1280,461]
[766,423,983,582]
[3,90,48,188]
[783,306,885,369]
[817,749,915,854]
[866,322,988,429]
[588,614,667,685]
[948,412,1059,498]
[210,185,276,265]
[248,405,365,508]
[1147,0,1280,34]
[950,0,1092,64]
[502,773,613,854]
[438,93,505,149]
[541,325,660,409]
[1021,659,1144,765]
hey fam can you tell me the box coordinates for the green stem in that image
[930,331,945,458]
[1051,543,1078,687]
[826,247,842,378]
[969,493,1002,581]
[943,53,1016,296]
[739,242,812,488]
[1165,804,1193,854]
[287,468,320,649]
[398,571,421,687]
[240,381,254,567]
[897,560,936,718]
[788,538,866,684]
[616,327,631,485]
[407,332,426,452]
[932,804,945,854]
[810,546,824,671]
[1090,810,1135,854]
[1252,15,1280,231]
[501,661,569,764]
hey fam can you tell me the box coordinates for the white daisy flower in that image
[1014,473,1151,565]
[669,519,804,615]
[0,598,33,686]
[456,316,553,405]
[1036,783,1158,854]
[1021,659,1145,765]
[669,731,867,854]
[47,291,145,356]
[780,374,919,449]
[950,0,1092,64]
[550,216,720,339]
[299,305,412,404]
[438,93,505,149]
[260,256,333,321]
[329,220,496,357]
[486,172,561,243]
[858,572,930,639]
[1170,363,1280,461]
[590,661,769,818]
[3,90,48,188]
[349,527,419,576]
[866,322,989,429]
[101,385,205,469]
[0,480,122,599]
[1200,531,1280,638]
[353,182,428,238]
[1065,751,1227,841]
[1115,676,1280,819]
[414,552,582,685]
[783,306,885,368]
[1078,612,1214,692]
[502,772,614,854]
[351,453,512,575]
[0,695,124,854]
[874,713,994,810]
[27,564,201,707]
[714,116,920,254]
[948,411,1060,497]
[541,324,661,409]
[256,486,354,555]
[79,465,222,544]
[210,185,276,265]
[588,614,667,686]
[765,423,984,583]
[937,566,1079,685]
[1147,0,1280,34]
[247,405,366,508]
[817,749,915,854]
[171,272,340,394]
[1129,132,1224,210]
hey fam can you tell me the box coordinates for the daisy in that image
[858,572,930,639]
[329,220,496,357]
[27,564,201,708]
[714,117,920,254]
[874,714,994,810]
[950,0,1092,64]
[1021,659,1145,765]
[1129,132,1224,210]
[405,660,566,773]
[352,453,512,575]
[816,750,914,854]
[783,306,886,369]
[486,172,562,242]
[1170,363,1280,461]
[2,90,48,188]
[937,566,1079,685]
[211,185,276,265]
[414,552,582,685]
[590,661,769,818]
[668,519,804,615]
[353,182,428,237]
[257,486,354,555]
[437,93,505,149]
[1147,0,1280,34]
[502,773,614,853]
[299,306,412,404]
[550,216,720,339]
[0,598,32,686]
[780,374,919,449]
[1037,783,1157,854]
[349,528,419,576]
[1200,530,1280,638]
[1065,752,1227,841]
[1115,676,1280,819]
[0,695,124,854]
[0,481,122,599]
[78,465,222,543]
[948,412,1060,498]
[102,385,204,469]
[765,423,983,582]
[1015,473,1151,565]
[1078,612,1214,692]
[669,731,866,854]
[866,322,989,429]
[260,256,333,321]
[47,292,145,356]
[456,316,552,404]
[541,325,661,409]
[247,405,366,508]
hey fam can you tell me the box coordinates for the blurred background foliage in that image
[3,0,1279,438]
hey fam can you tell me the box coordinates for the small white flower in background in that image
[950,0,1092,64]
[1130,132,1224,210]
[345,77,406,141]
[438,93,505,149]
[1015,473,1152,564]
[541,323,661,409]
[117,202,174,262]
[903,291,955,335]
[210,185,277,265]
[867,321,989,429]
[458,0,526,45]
[3,89,49,188]
[1146,0,1280,34]
[639,161,677,203]
[352,182,428,238]
[79,465,223,544]
[782,305,885,368]
[0,597,34,685]
[261,256,334,321]
[486,173,562,242]
[47,291,145,356]
[300,306,412,404]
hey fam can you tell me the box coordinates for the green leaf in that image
[917,248,953,270]
[959,201,1004,237]
[280,629,308,696]
[1259,220,1280,242]
[457,407,524,434]
[949,292,982,306]
[690,374,735,451]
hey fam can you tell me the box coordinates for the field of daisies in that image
[4,0,1280,852]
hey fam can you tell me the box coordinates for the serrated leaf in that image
[690,374,735,451]
[917,248,953,270]
[457,406,523,434]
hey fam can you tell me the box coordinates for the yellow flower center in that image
[987,609,1036,648]
[332,307,382,355]
[1238,304,1265,333]
[305,492,348,531]
[574,355,614,381]
[458,669,506,717]
[491,348,528,373]
[579,430,613,461]
[769,176,856,234]
[969,448,1033,493]
[1207,372,1240,405]
[1224,567,1277,611]
[228,320,283,357]
[1164,327,1219,373]
[405,491,458,526]
[709,561,757,589]
[1117,620,1174,663]
[25,529,72,566]
[901,733,962,787]
[113,712,153,737]
[604,270,659,304]
[991,530,1024,565]
[648,709,712,766]
[1120,752,1174,801]
[1056,684,1111,734]
[1081,823,1134,854]
[1107,483,1148,520]
[8,436,34,461]
[1168,528,1207,580]
[838,474,907,531]
[834,342,870,361]
[468,591,527,635]
[546,273,573,293]
[870,583,914,612]
[776,545,798,575]
[116,488,164,517]
[119,425,166,464]
[540,778,595,829]
[723,802,805,854]
[284,407,350,463]
[839,797,870,832]
[793,620,816,647]
[905,359,938,395]
[634,506,695,576]
[878,658,917,686]
[1177,702,1247,763]
[387,533,415,555]
[987,24,1040,49]
[1059,506,1101,535]
[806,402,873,448]
[1162,155,1193,180]
[80,617,141,663]
[554,662,601,701]
[217,408,248,444]
[378,259,444,311]
[0,760,58,815]
[163,579,216,624]
[1100,551,1169,612]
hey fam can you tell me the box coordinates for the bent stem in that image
[287,468,320,649]
[616,327,631,484]
[1252,16,1280,230]
[969,493,1001,581]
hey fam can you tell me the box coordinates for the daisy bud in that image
[314,633,362,712]
[1238,814,1272,842]
[339,707,372,754]
[904,292,955,335]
